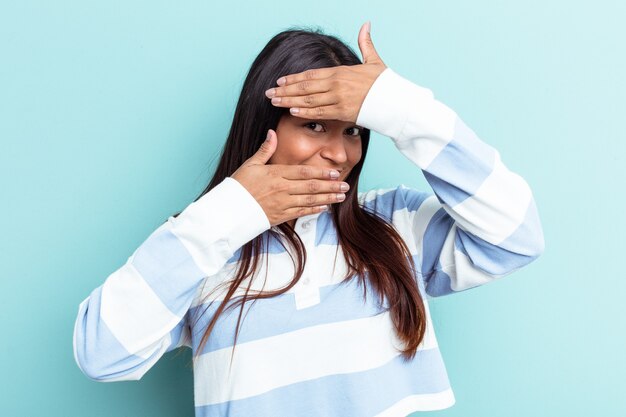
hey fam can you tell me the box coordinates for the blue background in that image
[1,1,624,416]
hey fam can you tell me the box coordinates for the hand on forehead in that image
[264,21,388,124]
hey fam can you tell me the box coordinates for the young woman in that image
[73,22,545,416]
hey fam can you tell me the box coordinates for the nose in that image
[320,134,349,164]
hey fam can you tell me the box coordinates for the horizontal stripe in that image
[73,288,176,381]
[193,307,438,406]
[422,117,496,207]
[195,346,452,417]
[357,68,458,168]
[452,220,542,277]
[443,255,499,293]
[192,244,349,309]
[449,151,532,244]
[227,230,292,263]
[100,262,181,355]
[392,95,458,167]
[188,274,432,355]
[131,225,207,315]
[374,388,456,416]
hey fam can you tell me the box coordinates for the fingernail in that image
[277,77,286,86]
[337,193,345,201]
[330,170,340,179]
[340,183,349,191]
[266,130,272,141]
[271,97,281,105]
[265,88,275,98]
[290,108,299,115]
[365,21,371,33]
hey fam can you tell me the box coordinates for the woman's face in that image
[269,114,364,182]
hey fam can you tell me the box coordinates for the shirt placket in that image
[293,216,321,310]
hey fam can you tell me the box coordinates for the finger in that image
[270,91,338,110]
[286,179,349,195]
[275,66,337,87]
[283,204,330,220]
[288,104,343,120]
[266,78,331,100]
[247,129,277,165]
[292,191,346,209]
[277,164,341,181]
[358,21,383,65]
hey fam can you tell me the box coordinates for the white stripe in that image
[169,220,235,279]
[356,68,457,170]
[393,98,457,168]
[450,152,532,244]
[190,244,357,308]
[374,388,456,416]
[435,222,512,291]
[168,177,270,278]
[193,306,438,406]
[442,248,511,292]
[101,262,180,356]
[358,187,396,204]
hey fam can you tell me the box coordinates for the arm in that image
[73,177,271,381]
[356,68,545,297]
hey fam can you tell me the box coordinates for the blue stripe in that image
[450,197,543,276]
[396,184,432,211]
[188,274,389,355]
[360,188,397,222]
[422,117,496,207]
[421,208,455,276]
[188,264,426,356]
[455,227,531,276]
[75,286,182,380]
[423,269,456,297]
[195,346,451,417]
[360,185,434,229]
[227,229,300,263]
[131,228,208,315]
[422,170,471,207]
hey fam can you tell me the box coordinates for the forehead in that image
[281,114,358,128]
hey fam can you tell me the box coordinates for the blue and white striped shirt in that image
[73,67,545,416]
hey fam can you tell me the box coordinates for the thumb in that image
[249,129,277,165]
[358,21,383,65]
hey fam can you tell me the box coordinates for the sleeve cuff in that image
[169,177,271,254]
[356,67,437,141]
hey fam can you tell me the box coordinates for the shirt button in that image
[302,221,311,229]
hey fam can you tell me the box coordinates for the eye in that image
[345,126,363,137]
[303,122,362,137]
[304,122,325,132]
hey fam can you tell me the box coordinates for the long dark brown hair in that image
[171,26,426,364]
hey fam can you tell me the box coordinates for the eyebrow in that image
[301,118,364,129]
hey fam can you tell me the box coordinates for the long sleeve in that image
[72,177,271,381]
[356,68,545,298]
